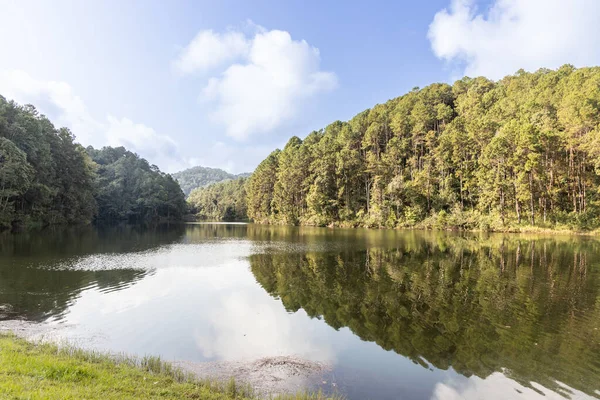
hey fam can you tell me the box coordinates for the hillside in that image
[246,65,600,231]
[173,166,250,196]
[188,177,248,221]
[0,95,187,230]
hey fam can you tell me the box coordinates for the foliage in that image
[0,334,339,400]
[0,95,186,230]
[246,150,280,223]
[173,166,250,196]
[87,146,187,223]
[188,178,248,221]
[246,66,600,231]
[0,96,97,230]
[0,137,34,228]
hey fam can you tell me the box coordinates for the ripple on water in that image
[35,242,257,272]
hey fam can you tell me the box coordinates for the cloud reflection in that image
[57,254,335,365]
[432,372,595,400]
[193,264,335,363]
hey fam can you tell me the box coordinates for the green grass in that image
[0,334,339,400]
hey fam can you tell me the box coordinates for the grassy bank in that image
[0,334,337,400]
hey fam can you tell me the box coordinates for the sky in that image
[1,0,599,173]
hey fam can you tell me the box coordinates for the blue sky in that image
[1,0,599,173]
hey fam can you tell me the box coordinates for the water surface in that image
[1,223,599,399]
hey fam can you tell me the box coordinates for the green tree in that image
[247,150,280,223]
[0,137,34,228]
[246,66,600,231]
[188,178,248,221]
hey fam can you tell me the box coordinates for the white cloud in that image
[176,26,337,140]
[187,141,281,174]
[0,69,189,172]
[0,69,267,174]
[173,30,250,75]
[105,116,185,171]
[428,0,600,79]
[0,70,102,144]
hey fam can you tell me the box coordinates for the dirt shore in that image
[0,319,68,341]
[173,357,335,397]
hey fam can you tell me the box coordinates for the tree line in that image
[0,95,186,230]
[243,65,600,231]
[173,165,250,196]
[187,178,248,221]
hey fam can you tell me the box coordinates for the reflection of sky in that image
[55,244,339,364]
[432,372,594,400]
[45,239,599,400]
[191,267,335,362]
[42,242,255,271]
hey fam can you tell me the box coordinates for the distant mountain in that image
[173,166,250,196]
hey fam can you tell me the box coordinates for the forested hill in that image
[173,166,249,196]
[0,95,186,231]
[187,177,248,221]
[246,65,600,231]
[86,147,186,223]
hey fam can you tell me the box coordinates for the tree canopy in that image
[187,178,248,221]
[0,95,186,230]
[173,166,250,196]
[87,146,187,223]
[246,66,600,231]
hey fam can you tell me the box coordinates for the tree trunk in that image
[365,177,371,214]
[499,187,505,225]
[514,181,521,224]
[529,172,535,225]
[460,175,464,208]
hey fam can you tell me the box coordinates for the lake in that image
[1,223,599,400]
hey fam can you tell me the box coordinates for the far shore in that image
[191,219,600,238]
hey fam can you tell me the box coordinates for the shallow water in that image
[1,223,599,399]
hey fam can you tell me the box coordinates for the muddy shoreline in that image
[0,319,336,397]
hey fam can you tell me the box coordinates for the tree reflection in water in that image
[250,234,600,398]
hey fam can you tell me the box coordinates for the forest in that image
[242,65,600,231]
[173,165,250,196]
[6,65,600,232]
[187,178,248,221]
[0,95,186,231]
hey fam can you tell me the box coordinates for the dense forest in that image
[0,95,186,230]
[246,65,600,231]
[187,178,248,221]
[87,147,186,223]
[173,166,249,196]
[7,65,600,232]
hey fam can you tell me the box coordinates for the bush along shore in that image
[0,334,340,400]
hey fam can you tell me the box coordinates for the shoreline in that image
[232,220,600,238]
[4,218,598,238]
[0,320,336,399]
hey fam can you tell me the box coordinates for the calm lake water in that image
[1,223,599,400]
